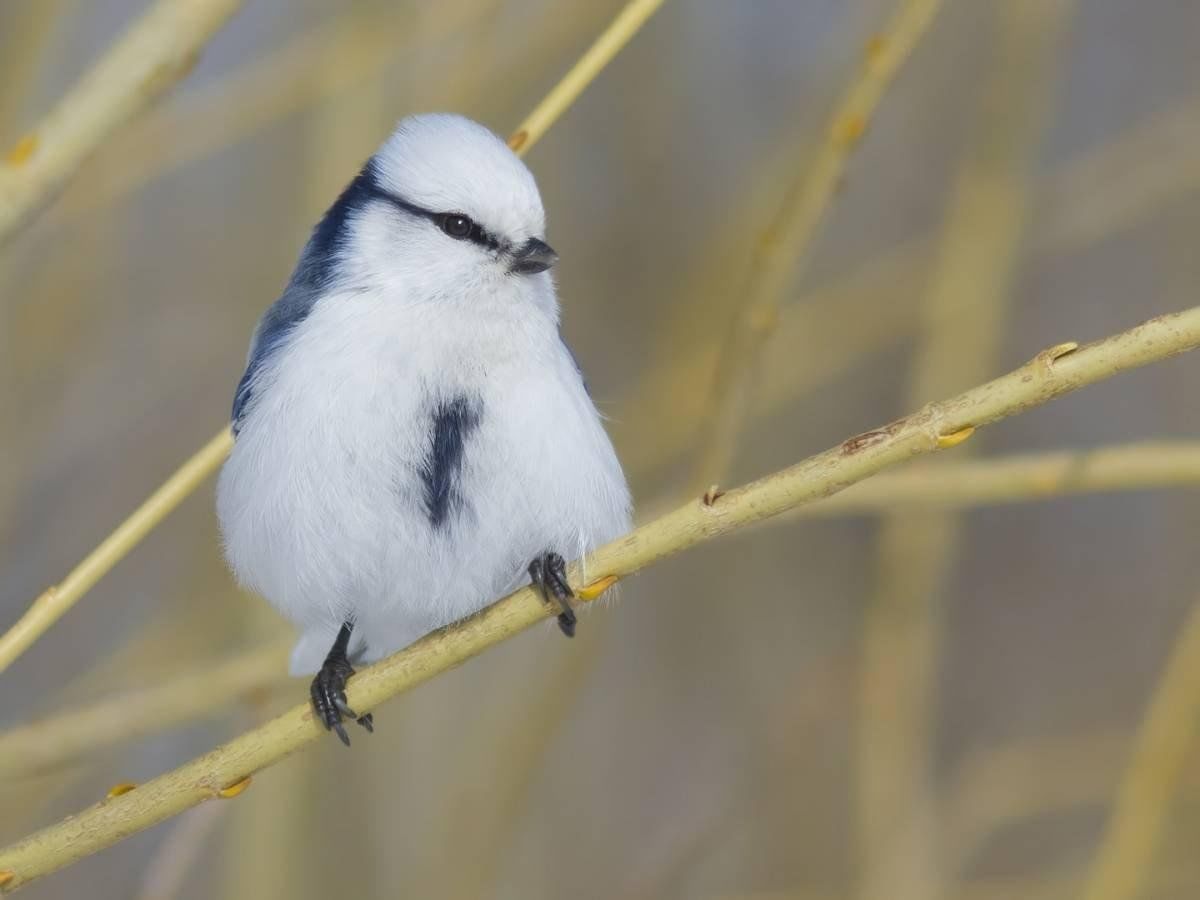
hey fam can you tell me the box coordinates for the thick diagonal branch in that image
[0,306,1197,891]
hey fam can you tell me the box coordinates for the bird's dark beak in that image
[509,237,558,275]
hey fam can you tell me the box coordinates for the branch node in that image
[1046,341,1080,362]
[702,485,726,506]
[506,129,528,152]
[150,47,202,92]
[749,303,781,334]
[1035,340,1080,374]
[33,585,59,608]
[841,429,892,455]
[217,776,252,799]
[106,782,137,800]
[936,425,976,449]
[4,134,38,167]
[832,114,868,148]
[578,575,619,602]
[865,35,888,65]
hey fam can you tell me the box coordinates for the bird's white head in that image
[306,113,557,303]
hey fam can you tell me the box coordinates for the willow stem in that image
[1,306,1197,891]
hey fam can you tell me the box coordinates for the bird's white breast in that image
[216,280,631,673]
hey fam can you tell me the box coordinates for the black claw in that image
[557,611,576,638]
[309,622,374,747]
[530,551,577,638]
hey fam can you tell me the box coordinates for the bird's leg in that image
[310,621,374,747]
[529,551,577,638]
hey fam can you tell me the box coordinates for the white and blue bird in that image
[216,113,632,745]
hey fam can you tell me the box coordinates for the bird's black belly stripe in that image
[420,396,482,529]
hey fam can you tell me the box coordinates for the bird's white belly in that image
[216,299,630,673]
[361,357,631,661]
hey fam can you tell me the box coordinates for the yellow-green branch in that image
[4,440,1198,778]
[1080,597,1200,900]
[0,431,234,674]
[788,441,1200,516]
[1,306,1198,891]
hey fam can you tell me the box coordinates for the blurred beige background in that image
[3,1,1200,898]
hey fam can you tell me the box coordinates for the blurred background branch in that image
[686,0,943,495]
[855,6,1073,899]
[1080,597,1200,900]
[787,441,1200,516]
[620,84,1200,485]
[0,431,233,675]
[57,3,499,222]
[0,0,245,246]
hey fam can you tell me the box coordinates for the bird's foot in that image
[529,551,576,637]
[310,633,373,747]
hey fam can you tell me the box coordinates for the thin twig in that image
[945,732,1133,874]
[622,243,928,480]
[622,91,1200,481]
[7,438,1198,777]
[783,441,1200,516]
[57,0,511,223]
[1045,99,1200,253]
[1079,599,1200,900]
[0,430,234,674]
[686,0,943,492]
[504,0,667,153]
[0,0,70,571]
[944,732,1200,894]
[1,305,1198,890]
[0,0,245,247]
[0,642,289,778]
[0,0,68,132]
[0,0,669,676]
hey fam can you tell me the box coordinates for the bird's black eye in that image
[439,213,473,240]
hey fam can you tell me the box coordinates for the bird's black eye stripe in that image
[365,183,503,251]
[435,212,496,250]
[445,214,501,251]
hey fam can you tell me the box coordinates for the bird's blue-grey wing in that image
[559,332,590,396]
[231,162,378,433]
[231,281,320,433]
